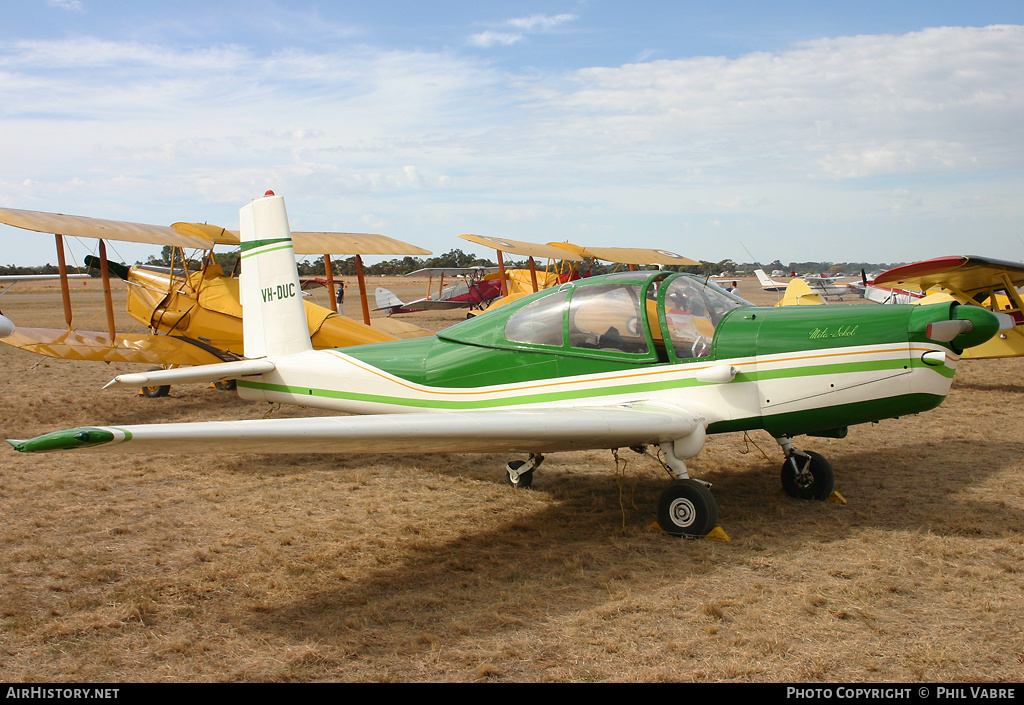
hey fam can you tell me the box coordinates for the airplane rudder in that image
[239,192,312,358]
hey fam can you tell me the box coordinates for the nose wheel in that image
[780,450,835,500]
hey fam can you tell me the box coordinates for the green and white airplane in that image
[6,193,1003,537]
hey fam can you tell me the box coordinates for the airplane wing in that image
[0,328,232,365]
[0,273,89,283]
[0,207,215,248]
[2,207,432,257]
[290,232,431,257]
[459,234,587,262]
[873,256,1024,299]
[548,243,699,267]
[7,403,701,455]
[404,267,499,277]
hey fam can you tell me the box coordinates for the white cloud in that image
[468,31,524,48]
[47,0,82,11]
[506,14,577,32]
[468,13,577,48]
[1,25,1023,265]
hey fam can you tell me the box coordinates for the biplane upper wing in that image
[873,256,1024,299]
[548,243,699,267]
[459,234,587,262]
[0,207,216,248]
[2,207,432,258]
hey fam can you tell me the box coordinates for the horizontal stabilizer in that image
[103,359,276,389]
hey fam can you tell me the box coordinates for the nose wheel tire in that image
[781,450,835,500]
[657,480,718,538]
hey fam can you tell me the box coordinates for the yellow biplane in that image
[0,203,432,394]
[456,234,700,313]
[871,255,1024,359]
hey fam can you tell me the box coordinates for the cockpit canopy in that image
[439,271,749,364]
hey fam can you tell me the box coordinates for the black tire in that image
[781,450,835,500]
[141,384,170,398]
[215,379,236,391]
[505,460,535,489]
[657,480,718,538]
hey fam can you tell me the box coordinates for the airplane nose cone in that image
[910,302,1001,351]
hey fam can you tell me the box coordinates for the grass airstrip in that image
[1,277,1022,682]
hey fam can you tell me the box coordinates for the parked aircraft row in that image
[0,193,1009,539]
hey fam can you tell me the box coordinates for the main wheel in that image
[657,480,718,538]
[780,450,835,500]
[141,384,170,398]
[505,460,535,489]
[215,379,236,391]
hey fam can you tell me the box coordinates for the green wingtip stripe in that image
[10,427,117,453]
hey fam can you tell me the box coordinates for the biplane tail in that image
[374,287,406,312]
[238,192,313,359]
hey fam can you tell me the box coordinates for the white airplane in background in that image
[0,272,90,338]
[755,269,864,300]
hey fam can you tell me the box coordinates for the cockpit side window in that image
[504,289,568,347]
[661,275,744,361]
[567,283,649,354]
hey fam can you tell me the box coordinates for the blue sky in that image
[1,1,1023,268]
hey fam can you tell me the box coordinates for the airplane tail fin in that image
[776,278,825,307]
[239,193,313,359]
[754,269,776,288]
[374,287,405,311]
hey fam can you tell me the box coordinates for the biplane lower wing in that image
[8,403,701,456]
[0,328,229,366]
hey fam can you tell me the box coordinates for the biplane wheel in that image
[657,480,718,538]
[780,451,835,501]
[215,380,236,391]
[141,384,170,398]
[505,460,535,489]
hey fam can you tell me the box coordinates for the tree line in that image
[1,251,907,278]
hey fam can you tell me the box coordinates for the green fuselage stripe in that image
[236,354,947,411]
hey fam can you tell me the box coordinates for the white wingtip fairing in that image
[238,193,314,359]
[0,314,14,338]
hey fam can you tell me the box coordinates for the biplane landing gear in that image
[506,453,544,488]
[140,365,170,398]
[657,480,719,538]
[777,437,835,501]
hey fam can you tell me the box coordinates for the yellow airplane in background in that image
[870,256,1024,359]
[457,234,700,314]
[0,203,432,394]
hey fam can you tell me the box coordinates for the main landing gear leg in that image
[652,439,719,539]
[506,453,545,489]
[776,435,836,501]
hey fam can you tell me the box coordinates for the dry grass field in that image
[1,275,1023,682]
